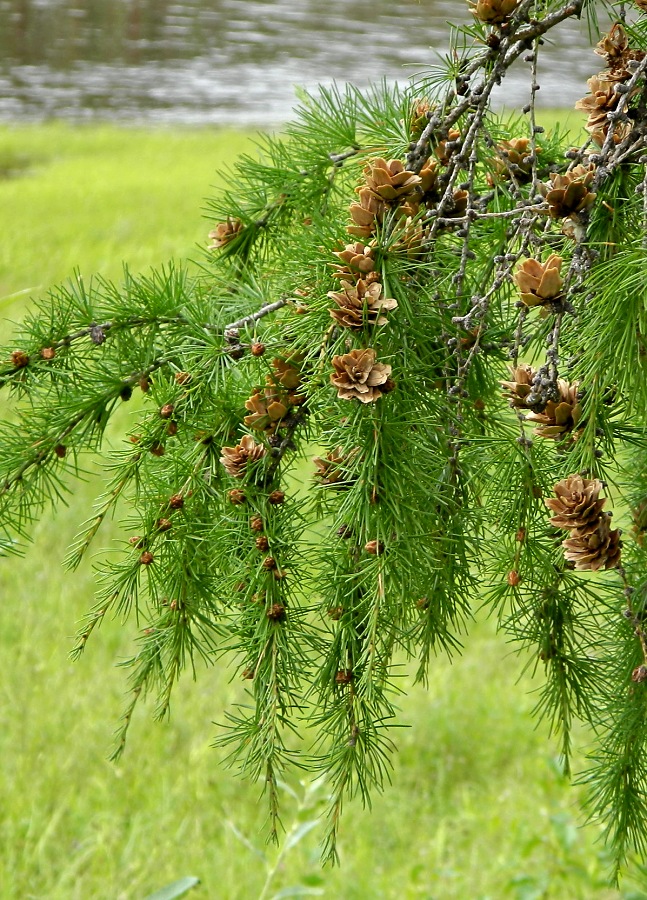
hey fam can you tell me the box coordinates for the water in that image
[0,0,603,126]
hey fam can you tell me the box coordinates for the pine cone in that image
[418,158,442,204]
[562,513,622,571]
[500,363,536,408]
[313,446,347,485]
[410,99,434,138]
[489,138,537,184]
[636,0,647,11]
[327,280,398,330]
[470,0,520,23]
[545,474,606,533]
[513,255,564,307]
[271,355,302,390]
[331,348,392,404]
[434,129,461,166]
[363,158,422,203]
[208,217,243,249]
[595,24,645,78]
[220,434,266,478]
[244,386,288,433]
[542,166,596,219]
[526,379,582,439]
[332,242,378,281]
[348,187,387,239]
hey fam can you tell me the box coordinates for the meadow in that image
[0,121,645,900]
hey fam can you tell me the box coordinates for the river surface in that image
[0,0,607,125]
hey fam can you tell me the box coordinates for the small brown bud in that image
[40,347,56,360]
[166,421,178,436]
[228,489,246,505]
[335,669,353,685]
[129,535,145,548]
[149,442,165,457]
[364,539,385,555]
[416,597,429,610]
[250,516,264,532]
[474,398,486,411]
[632,665,647,684]
[250,342,266,357]
[227,345,245,361]
[10,350,29,369]
[515,528,526,542]
[507,570,521,587]
[256,535,270,552]
[169,598,178,611]
[337,524,353,539]
[139,376,151,393]
[160,403,175,419]
[90,325,106,345]
[268,490,285,505]
[129,435,140,444]
[242,667,255,680]
[54,444,67,459]
[174,371,191,385]
[381,378,396,395]
[266,603,286,622]
[532,486,543,499]
[262,556,277,570]
[273,569,287,580]
[327,605,344,620]
[139,551,154,565]
[157,518,172,532]
[168,493,185,510]
[120,385,133,401]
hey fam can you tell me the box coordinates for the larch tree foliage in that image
[4,0,647,876]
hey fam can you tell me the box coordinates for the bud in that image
[335,669,353,685]
[40,347,56,360]
[365,539,385,555]
[250,516,264,531]
[507,570,521,586]
[327,606,344,620]
[160,403,175,419]
[166,421,178,436]
[175,371,191,385]
[632,665,647,684]
[54,444,67,459]
[266,603,286,622]
[250,342,266,357]
[515,528,526,542]
[139,551,154,565]
[149,442,165,457]
[10,350,29,369]
[157,518,172,532]
[262,556,277,570]
[268,490,285,505]
[168,493,185,510]
[228,489,246,505]
[120,385,133,401]
[256,535,270,552]
[139,376,151,393]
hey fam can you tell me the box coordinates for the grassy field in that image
[0,121,645,900]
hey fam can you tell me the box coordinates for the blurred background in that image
[0,0,598,125]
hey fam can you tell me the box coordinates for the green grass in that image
[0,120,645,900]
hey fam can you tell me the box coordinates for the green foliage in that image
[3,0,647,883]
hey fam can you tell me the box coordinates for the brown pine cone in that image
[271,355,302,390]
[328,280,397,330]
[526,380,582,439]
[244,386,288,433]
[330,348,392,404]
[208,217,243,250]
[542,165,596,219]
[348,187,388,239]
[331,242,377,281]
[545,474,606,532]
[220,434,266,478]
[489,138,537,184]
[313,447,347,485]
[514,255,564,308]
[469,0,520,24]
[562,513,622,571]
[500,364,536,408]
[363,158,422,203]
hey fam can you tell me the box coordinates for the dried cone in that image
[526,380,582,439]
[331,348,392,404]
[636,0,647,11]
[272,355,302,390]
[332,242,378,281]
[244,385,288,433]
[542,166,596,219]
[545,475,607,534]
[513,255,564,308]
[433,129,461,166]
[363,158,422,203]
[469,0,520,24]
[313,447,347,485]
[208,217,243,249]
[410,99,433,138]
[418,158,441,204]
[490,138,537,184]
[562,513,622,571]
[348,187,388,239]
[595,24,645,78]
[220,434,266,478]
[327,280,397,330]
[500,364,536,408]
